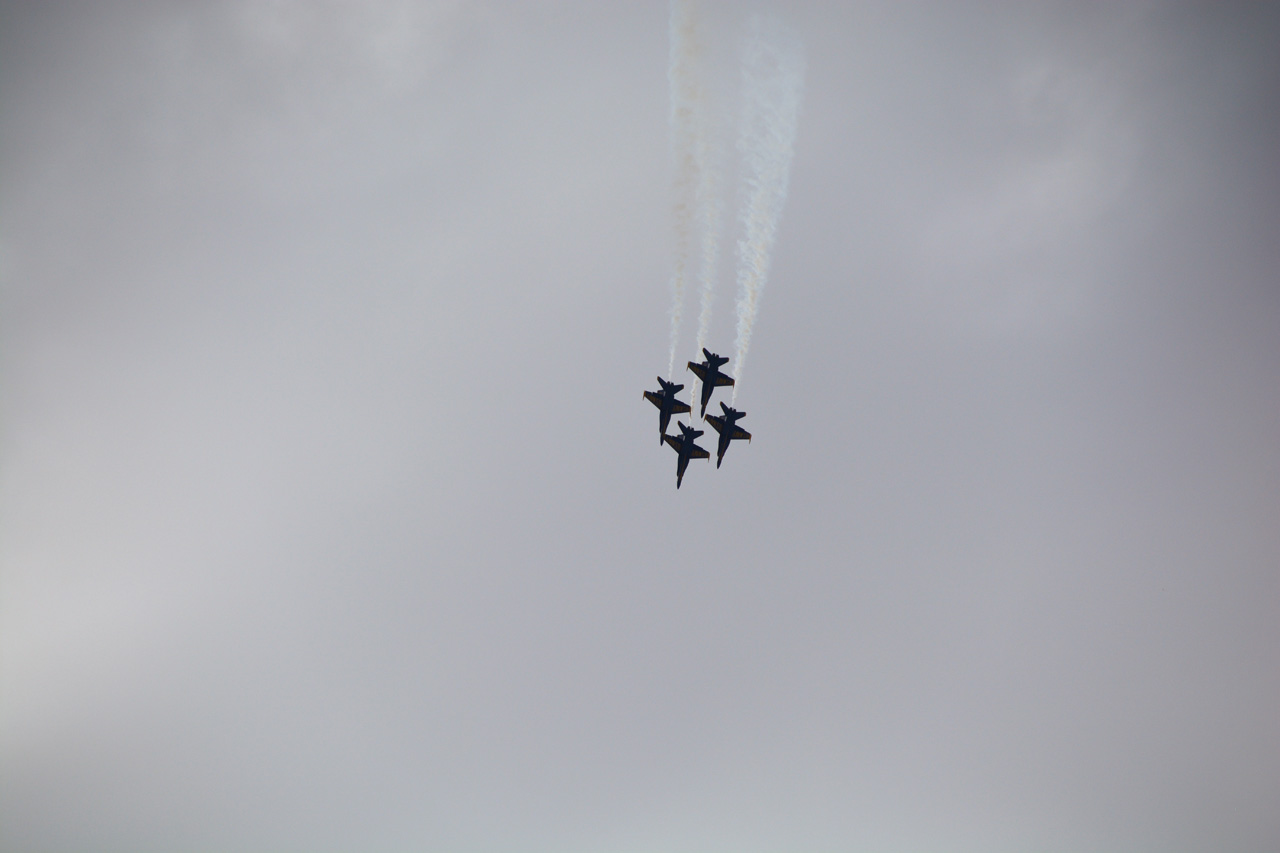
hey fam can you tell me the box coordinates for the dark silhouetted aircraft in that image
[704,402,751,468]
[662,421,710,488]
[687,348,735,417]
[642,377,691,443]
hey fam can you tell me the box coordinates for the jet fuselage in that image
[704,402,751,468]
[687,348,735,418]
[642,377,691,442]
[662,422,710,488]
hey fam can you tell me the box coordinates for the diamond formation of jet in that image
[645,352,749,489]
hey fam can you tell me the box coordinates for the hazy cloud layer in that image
[2,2,1277,851]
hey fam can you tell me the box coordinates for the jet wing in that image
[672,400,691,414]
[662,434,682,452]
[706,415,749,441]
[643,390,663,408]
[689,445,710,460]
[714,373,735,386]
[687,362,708,382]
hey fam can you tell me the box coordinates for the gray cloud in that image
[2,2,1277,851]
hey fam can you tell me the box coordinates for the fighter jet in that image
[642,377,692,443]
[704,402,752,468]
[687,348,735,418]
[662,421,710,489]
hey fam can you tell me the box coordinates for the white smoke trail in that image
[666,0,703,378]
[691,76,725,411]
[731,15,804,402]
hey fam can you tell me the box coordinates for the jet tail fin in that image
[704,348,729,368]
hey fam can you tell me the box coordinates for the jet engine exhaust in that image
[731,14,804,402]
[666,0,705,377]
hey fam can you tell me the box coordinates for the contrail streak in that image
[691,76,725,410]
[666,0,704,378]
[732,15,804,402]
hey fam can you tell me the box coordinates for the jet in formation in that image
[662,421,710,489]
[642,376,692,443]
[687,348,735,418]
[704,402,752,468]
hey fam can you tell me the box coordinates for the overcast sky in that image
[2,2,1278,851]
